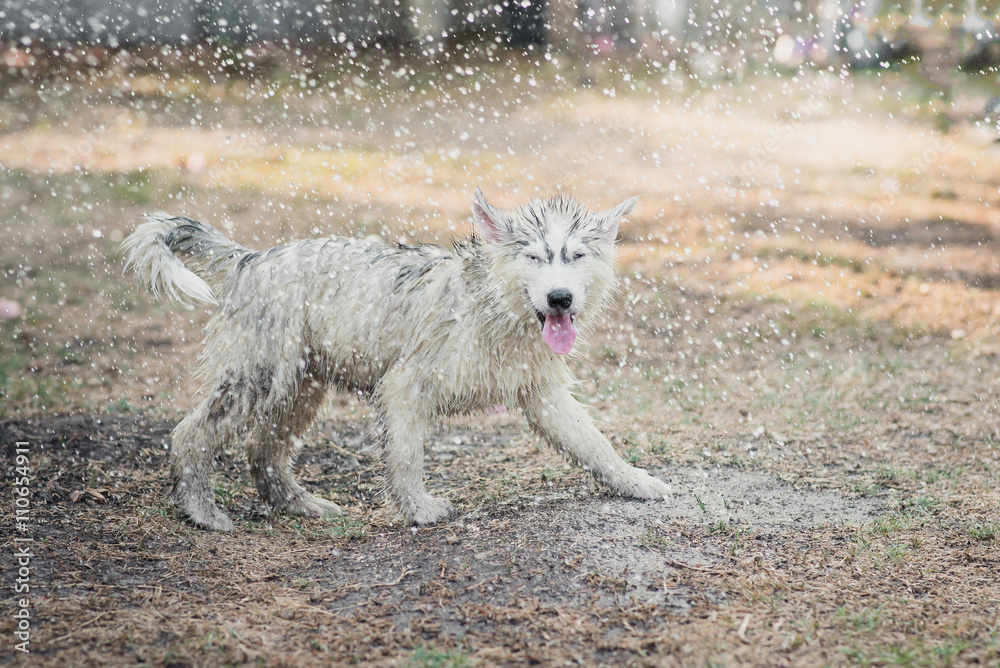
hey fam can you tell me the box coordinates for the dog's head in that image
[471,188,636,355]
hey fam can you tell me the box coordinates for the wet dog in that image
[122,189,670,530]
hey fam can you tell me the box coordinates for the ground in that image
[1,49,999,665]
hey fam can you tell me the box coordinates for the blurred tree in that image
[504,0,548,46]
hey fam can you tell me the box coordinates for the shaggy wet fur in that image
[121,189,670,530]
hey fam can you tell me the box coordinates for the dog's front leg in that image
[522,385,671,501]
[375,371,454,525]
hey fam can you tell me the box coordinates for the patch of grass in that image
[281,515,368,541]
[407,645,471,668]
[723,453,742,468]
[841,634,977,667]
[213,482,244,511]
[756,247,866,274]
[787,297,872,341]
[0,366,68,418]
[851,482,885,497]
[900,496,939,513]
[140,501,180,527]
[106,397,140,413]
[829,408,862,431]
[0,349,25,418]
[106,169,156,205]
[880,542,908,567]
[835,604,885,632]
[638,528,672,551]
[328,515,368,540]
[474,477,512,502]
[968,524,999,542]
[850,520,912,570]
[649,439,675,456]
[59,346,85,365]
[875,466,903,482]
[923,467,965,485]
[728,537,743,556]
[871,513,915,535]
[693,493,707,512]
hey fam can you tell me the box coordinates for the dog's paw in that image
[614,468,671,501]
[408,495,454,526]
[283,493,344,519]
[181,499,235,531]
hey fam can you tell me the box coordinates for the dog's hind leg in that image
[246,372,343,520]
[170,400,240,532]
[522,385,671,501]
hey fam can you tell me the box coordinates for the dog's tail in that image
[121,213,251,307]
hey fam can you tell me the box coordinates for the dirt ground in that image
[1,49,1000,665]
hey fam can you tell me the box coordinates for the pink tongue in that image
[542,313,577,354]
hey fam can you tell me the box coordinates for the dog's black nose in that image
[547,289,573,311]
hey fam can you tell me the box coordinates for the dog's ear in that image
[600,196,638,244]
[472,188,505,243]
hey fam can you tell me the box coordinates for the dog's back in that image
[208,236,471,395]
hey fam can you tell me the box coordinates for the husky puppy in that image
[122,189,670,530]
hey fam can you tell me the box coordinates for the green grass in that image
[968,524,998,542]
[407,645,472,668]
[213,482,245,511]
[835,604,886,633]
[840,633,978,667]
[328,516,368,540]
[0,348,25,419]
[106,397,140,413]
[900,496,939,513]
[709,519,729,532]
[871,513,916,535]
[0,359,68,418]
[638,528,672,551]
[923,467,966,485]
[694,493,707,512]
[851,482,885,497]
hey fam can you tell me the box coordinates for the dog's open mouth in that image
[537,311,576,355]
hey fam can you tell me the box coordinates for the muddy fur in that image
[121,189,670,530]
